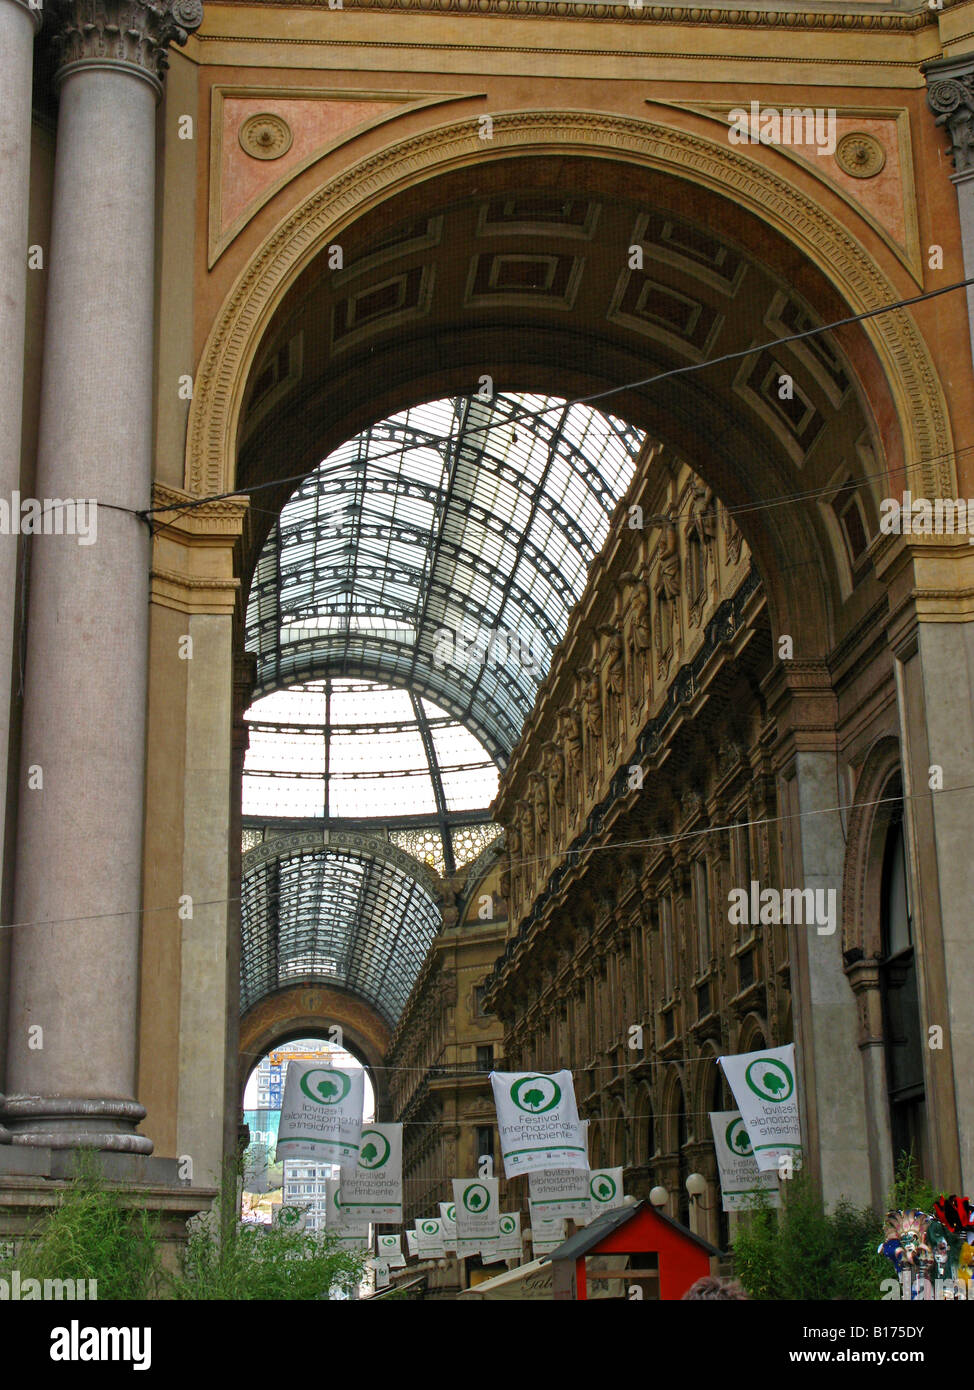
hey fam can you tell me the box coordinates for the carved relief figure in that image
[624,573,653,709]
[557,706,584,814]
[600,625,625,747]
[580,664,604,792]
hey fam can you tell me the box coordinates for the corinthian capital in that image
[926,57,974,176]
[49,0,203,93]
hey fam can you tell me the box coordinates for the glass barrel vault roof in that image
[240,836,441,1025]
[245,393,646,763]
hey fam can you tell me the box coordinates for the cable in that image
[1,777,971,933]
[141,274,974,524]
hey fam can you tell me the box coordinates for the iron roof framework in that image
[240,392,646,1024]
[240,833,441,1025]
[245,393,646,763]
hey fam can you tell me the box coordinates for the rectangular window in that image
[738,949,754,991]
[474,986,488,1018]
[693,858,711,970]
[476,1044,494,1072]
[476,1126,494,1163]
[661,896,675,997]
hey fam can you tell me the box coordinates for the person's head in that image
[681,1275,748,1300]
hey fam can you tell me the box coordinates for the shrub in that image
[0,1152,163,1300]
[168,1180,367,1300]
[732,1170,886,1300]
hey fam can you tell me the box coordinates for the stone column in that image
[926,57,974,368]
[0,0,42,1144]
[764,663,872,1209]
[877,535,974,1194]
[4,0,202,1150]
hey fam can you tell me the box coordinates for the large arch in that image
[184,110,954,657]
[238,985,391,1119]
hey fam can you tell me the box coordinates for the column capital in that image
[925,54,974,178]
[48,0,203,95]
[7,0,43,32]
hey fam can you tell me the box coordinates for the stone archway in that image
[186,109,952,506]
[239,982,391,1118]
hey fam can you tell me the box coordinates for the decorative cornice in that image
[207,0,937,34]
[925,55,974,176]
[48,0,203,95]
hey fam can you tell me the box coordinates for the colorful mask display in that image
[880,1198,974,1300]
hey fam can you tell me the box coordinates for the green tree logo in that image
[446,1204,456,1222]
[726,1117,753,1156]
[744,1058,794,1104]
[358,1129,391,1169]
[463,1183,490,1213]
[590,1173,617,1203]
[500,1217,516,1235]
[299,1067,352,1106]
[422,1220,439,1235]
[511,1075,561,1114]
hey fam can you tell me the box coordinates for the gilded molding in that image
[186,111,953,506]
[48,0,203,93]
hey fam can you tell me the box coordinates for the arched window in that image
[880,809,927,1176]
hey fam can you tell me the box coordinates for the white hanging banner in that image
[376,1233,407,1268]
[453,1177,500,1257]
[272,1203,307,1231]
[528,1168,591,1222]
[498,1211,522,1257]
[719,1044,802,1173]
[405,1229,418,1258]
[415,1216,446,1257]
[709,1111,781,1211]
[531,1217,566,1255]
[438,1201,458,1252]
[324,1177,370,1237]
[588,1168,625,1217]
[490,1070,587,1177]
[338,1122,402,1223]
[479,1238,506,1265]
[373,1259,391,1289]
[275,1061,364,1171]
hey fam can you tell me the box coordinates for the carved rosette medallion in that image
[835,132,886,180]
[239,113,294,161]
[49,0,204,93]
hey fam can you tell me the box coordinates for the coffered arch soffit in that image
[186,112,955,651]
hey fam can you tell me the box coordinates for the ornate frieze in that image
[48,0,203,92]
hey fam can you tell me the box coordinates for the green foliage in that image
[0,1152,163,1300]
[732,1170,886,1301]
[887,1151,937,1215]
[168,1178,367,1301]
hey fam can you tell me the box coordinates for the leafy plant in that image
[168,1174,367,1300]
[732,1169,886,1300]
[0,1151,163,1300]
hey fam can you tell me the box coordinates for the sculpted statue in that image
[517,798,535,856]
[556,706,583,816]
[690,480,717,539]
[658,521,681,600]
[581,665,603,741]
[529,770,549,835]
[543,740,565,808]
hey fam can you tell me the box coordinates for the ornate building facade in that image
[1,0,974,1257]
